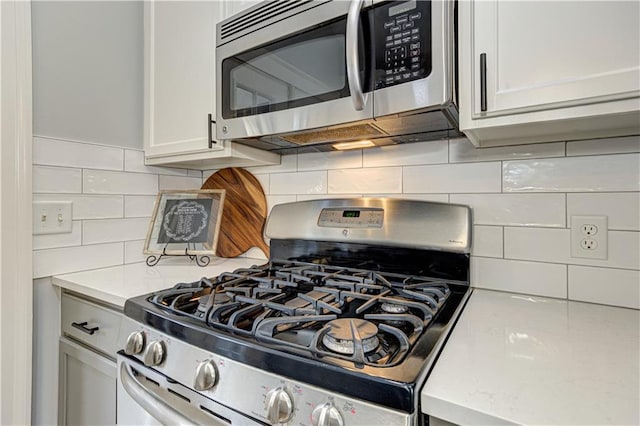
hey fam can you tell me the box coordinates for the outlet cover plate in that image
[33,201,73,235]
[570,215,607,259]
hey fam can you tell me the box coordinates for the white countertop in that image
[52,257,265,308]
[422,289,640,425]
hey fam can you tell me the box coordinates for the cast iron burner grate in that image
[147,260,463,368]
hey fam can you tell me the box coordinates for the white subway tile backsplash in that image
[404,162,502,193]
[124,196,157,218]
[270,171,327,195]
[449,138,564,163]
[158,175,203,190]
[31,139,209,278]
[84,170,158,195]
[472,226,503,258]
[83,218,150,245]
[569,266,640,309]
[451,193,566,227]
[33,137,123,171]
[124,150,188,176]
[566,135,640,157]
[33,194,124,219]
[328,167,402,194]
[33,166,82,194]
[246,154,296,174]
[298,150,362,171]
[124,240,146,264]
[33,242,123,278]
[504,227,640,270]
[31,136,640,310]
[567,193,640,231]
[503,154,640,192]
[32,221,82,250]
[471,257,567,298]
[363,140,448,167]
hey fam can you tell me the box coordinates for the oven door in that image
[116,353,262,426]
[216,0,374,141]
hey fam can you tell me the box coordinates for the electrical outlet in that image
[571,215,607,259]
[581,224,598,236]
[33,201,73,235]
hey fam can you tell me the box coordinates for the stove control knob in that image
[124,331,145,355]
[194,360,217,391]
[265,387,294,424]
[143,340,166,366]
[311,403,344,426]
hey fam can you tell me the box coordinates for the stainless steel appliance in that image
[116,198,472,425]
[215,0,459,154]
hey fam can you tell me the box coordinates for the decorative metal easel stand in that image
[146,247,210,267]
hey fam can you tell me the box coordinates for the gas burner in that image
[380,302,409,314]
[195,291,232,318]
[322,319,380,355]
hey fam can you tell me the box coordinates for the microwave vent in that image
[281,124,385,145]
[220,0,327,43]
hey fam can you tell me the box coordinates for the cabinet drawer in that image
[61,293,122,357]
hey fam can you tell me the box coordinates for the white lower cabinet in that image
[58,291,122,425]
[59,339,117,426]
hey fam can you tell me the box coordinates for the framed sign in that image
[144,190,225,263]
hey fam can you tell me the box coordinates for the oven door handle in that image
[119,361,227,426]
[346,0,366,111]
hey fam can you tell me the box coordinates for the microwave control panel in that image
[375,0,432,89]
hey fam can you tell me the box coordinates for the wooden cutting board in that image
[201,167,269,258]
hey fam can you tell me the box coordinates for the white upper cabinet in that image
[144,0,279,168]
[459,1,640,146]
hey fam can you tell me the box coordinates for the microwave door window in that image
[223,16,372,119]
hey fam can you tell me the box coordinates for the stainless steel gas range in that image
[116,198,472,425]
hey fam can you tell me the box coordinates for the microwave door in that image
[216,0,374,142]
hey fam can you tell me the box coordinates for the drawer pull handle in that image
[71,321,99,335]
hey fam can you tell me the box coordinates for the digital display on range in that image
[342,210,360,218]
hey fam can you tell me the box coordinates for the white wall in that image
[31,1,143,149]
[205,135,640,310]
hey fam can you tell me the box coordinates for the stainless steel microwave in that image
[216,0,459,154]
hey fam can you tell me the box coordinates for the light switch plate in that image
[33,201,73,235]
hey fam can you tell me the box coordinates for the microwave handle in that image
[346,0,366,111]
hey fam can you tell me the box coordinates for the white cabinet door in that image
[471,1,640,116]
[58,339,116,426]
[459,0,640,146]
[144,1,223,159]
[143,0,279,168]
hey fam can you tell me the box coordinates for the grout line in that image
[566,264,569,300]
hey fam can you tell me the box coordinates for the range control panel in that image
[375,0,432,89]
[318,208,384,228]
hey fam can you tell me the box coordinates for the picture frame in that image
[143,189,226,263]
